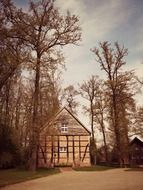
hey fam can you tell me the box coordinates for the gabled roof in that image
[41,107,91,135]
[63,107,91,135]
[130,137,143,146]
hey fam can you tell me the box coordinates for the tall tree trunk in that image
[101,118,108,164]
[15,88,21,130]
[90,102,96,165]
[4,82,11,126]
[112,93,123,167]
[29,56,40,171]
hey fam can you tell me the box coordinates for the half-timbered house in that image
[38,107,91,167]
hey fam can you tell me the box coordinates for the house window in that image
[61,123,68,133]
[59,147,67,153]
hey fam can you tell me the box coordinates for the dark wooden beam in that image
[58,136,60,163]
[66,135,69,163]
[79,136,81,161]
[72,136,75,162]
[51,136,54,164]
[82,143,89,162]
[44,136,47,153]
[39,144,47,164]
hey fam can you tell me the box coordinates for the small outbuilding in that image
[130,137,143,165]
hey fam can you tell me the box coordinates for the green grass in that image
[73,165,116,171]
[0,168,60,188]
[125,167,143,172]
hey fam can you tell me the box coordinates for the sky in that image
[55,0,143,85]
[14,0,143,127]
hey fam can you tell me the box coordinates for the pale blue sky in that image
[55,0,143,86]
[14,0,143,126]
[14,0,143,83]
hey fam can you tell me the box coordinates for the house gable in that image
[130,137,143,147]
[39,107,91,167]
[42,107,91,136]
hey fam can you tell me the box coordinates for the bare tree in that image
[1,0,81,170]
[92,42,137,167]
[62,85,79,114]
[129,106,143,138]
[79,75,101,164]
[93,82,109,163]
[0,0,28,90]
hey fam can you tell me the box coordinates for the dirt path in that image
[1,168,143,190]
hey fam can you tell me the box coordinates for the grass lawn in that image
[0,168,60,188]
[125,167,143,172]
[73,165,116,171]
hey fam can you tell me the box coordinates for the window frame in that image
[61,123,68,133]
[59,147,67,153]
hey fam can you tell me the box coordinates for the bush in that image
[0,152,13,168]
[0,122,22,168]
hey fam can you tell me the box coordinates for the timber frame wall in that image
[38,107,91,167]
